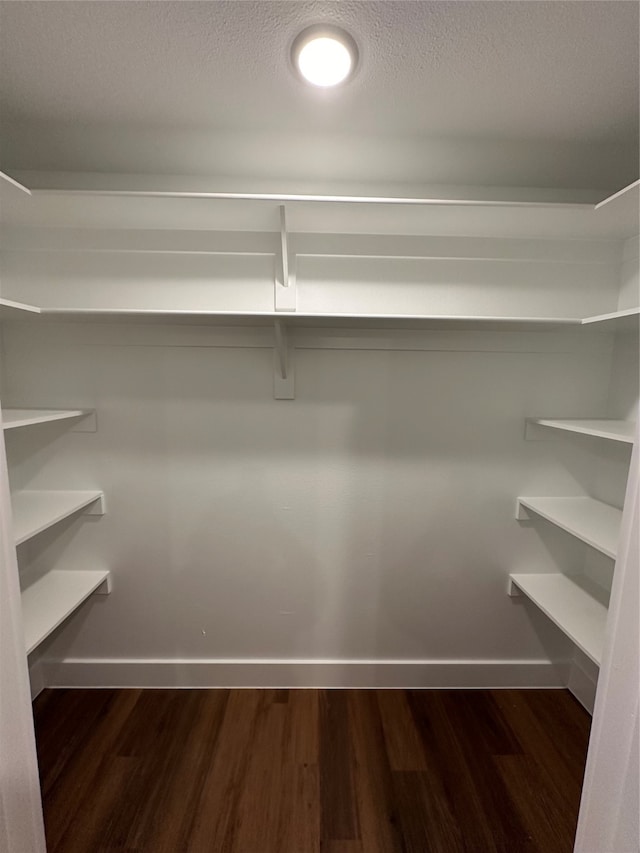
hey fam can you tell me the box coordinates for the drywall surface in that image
[2,320,615,685]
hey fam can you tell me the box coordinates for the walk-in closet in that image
[0,2,638,851]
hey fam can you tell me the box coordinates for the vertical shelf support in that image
[273,319,295,400]
[275,205,296,312]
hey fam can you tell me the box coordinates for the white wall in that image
[1,319,618,687]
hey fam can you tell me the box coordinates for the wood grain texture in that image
[33,688,590,853]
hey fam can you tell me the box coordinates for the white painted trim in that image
[40,658,569,689]
[567,652,599,715]
[0,409,46,852]
[575,422,640,852]
[28,659,46,702]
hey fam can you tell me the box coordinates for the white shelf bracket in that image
[70,410,98,433]
[524,419,559,441]
[85,494,106,516]
[95,574,112,595]
[515,499,531,521]
[273,319,295,400]
[507,577,523,597]
[275,204,296,312]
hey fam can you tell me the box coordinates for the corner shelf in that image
[508,573,607,665]
[0,297,41,319]
[12,490,105,546]
[581,307,640,331]
[516,496,621,559]
[526,418,635,444]
[21,569,111,655]
[3,408,93,430]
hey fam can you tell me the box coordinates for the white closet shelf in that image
[2,301,638,332]
[12,490,105,546]
[526,419,635,444]
[516,496,621,559]
[22,569,111,655]
[0,304,586,330]
[508,573,607,665]
[3,408,93,430]
[0,297,41,317]
[1,181,637,238]
[581,307,640,331]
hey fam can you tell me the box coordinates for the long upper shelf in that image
[12,490,104,546]
[1,178,638,239]
[1,298,638,331]
[516,496,621,560]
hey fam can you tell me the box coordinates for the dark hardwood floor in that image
[33,688,590,853]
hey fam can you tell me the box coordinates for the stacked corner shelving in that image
[510,419,636,667]
[2,408,110,655]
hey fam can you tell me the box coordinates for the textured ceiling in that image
[0,1,638,187]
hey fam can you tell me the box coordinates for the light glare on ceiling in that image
[292,26,358,88]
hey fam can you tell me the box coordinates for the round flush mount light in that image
[291,25,358,88]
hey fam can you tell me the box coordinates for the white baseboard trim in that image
[567,652,599,714]
[41,658,570,690]
[28,659,46,700]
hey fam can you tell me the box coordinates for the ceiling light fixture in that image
[291,25,358,88]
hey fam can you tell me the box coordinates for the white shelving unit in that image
[516,496,621,559]
[526,419,635,444]
[12,490,105,546]
[508,573,608,665]
[22,569,111,655]
[3,408,93,430]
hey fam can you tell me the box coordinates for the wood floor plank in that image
[127,690,229,853]
[492,690,589,812]
[33,687,590,853]
[231,697,287,853]
[495,754,578,853]
[346,690,405,853]
[34,688,117,796]
[407,690,531,852]
[187,688,265,851]
[376,690,427,771]
[39,690,142,851]
[51,755,139,853]
[391,770,464,853]
[277,690,321,853]
[94,691,199,849]
[319,689,360,844]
